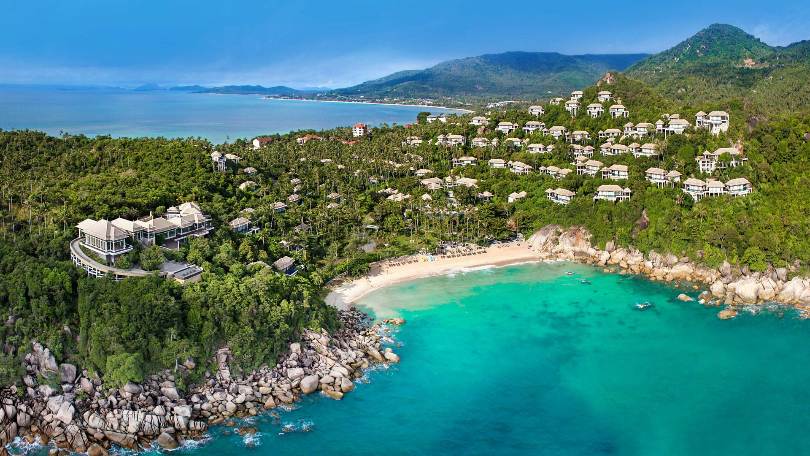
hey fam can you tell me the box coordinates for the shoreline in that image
[260,95,474,113]
[328,225,810,319]
[326,242,541,310]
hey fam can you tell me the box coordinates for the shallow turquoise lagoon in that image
[21,262,810,455]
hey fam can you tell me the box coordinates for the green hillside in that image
[626,24,810,115]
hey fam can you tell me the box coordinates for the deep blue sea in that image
[0,86,461,144]
[34,261,802,456]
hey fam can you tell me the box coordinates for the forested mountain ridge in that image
[625,24,810,114]
[333,51,648,100]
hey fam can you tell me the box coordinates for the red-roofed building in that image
[252,136,273,150]
[352,123,369,137]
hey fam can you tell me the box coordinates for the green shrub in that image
[105,352,144,387]
[742,246,768,272]
[140,245,165,271]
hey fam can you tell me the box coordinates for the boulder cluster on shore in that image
[0,310,401,454]
[528,225,810,318]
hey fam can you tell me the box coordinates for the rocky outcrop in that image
[526,225,810,315]
[0,310,400,453]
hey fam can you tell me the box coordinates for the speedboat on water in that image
[580,279,591,284]
[635,301,653,311]
[566,271,574,276]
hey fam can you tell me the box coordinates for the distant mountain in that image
[168,85,208,92]
[192,85,315,96]
[625,24,810,114]
[332,51,648,100]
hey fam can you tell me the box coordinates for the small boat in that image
[580,279,591,285]
[566,271,574,276]
[635,302,653,311]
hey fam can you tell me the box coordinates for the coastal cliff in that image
[0,310,400,454]
[527,225,810,315]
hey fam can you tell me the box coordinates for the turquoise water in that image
[11,262,810,455]
[0,86,461,144]
[152,262,810,455]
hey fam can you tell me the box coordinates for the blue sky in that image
[2,0,808,88]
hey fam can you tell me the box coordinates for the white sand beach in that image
[326,242,541,310]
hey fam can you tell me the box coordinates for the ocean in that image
[70,261,809,456]
[0,86,462,144]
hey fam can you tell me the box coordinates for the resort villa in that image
[496,122,517,134]
[528,105,545,116]
[488,158,507,169]
[696,147,747,173]
[469,116,489,126]
[72,202,211,279]
[472,137,491,147]
[597,90,612,102]
[695,111,730,135]
[452,156,478,167]
[546,188,575,205]
[594,185,632,202]
[633,143,659,158]
[508,191,527,203]
[682,177,752,201]
[523,121,545,133]
[609,104,629,118]
[645,167,682,187]
[548,126,568,140]
[586,103,604,118]
[509,161,533,174]
[570,90,584,100]
[601,164,629,180]
[577,159,603,176]
[565,99,580,116]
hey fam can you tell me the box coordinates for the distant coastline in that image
[260,95,474,113]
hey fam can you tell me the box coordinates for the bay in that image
[0,86,462,144]
[111,261,810,456]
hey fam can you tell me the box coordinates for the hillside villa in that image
[594,185,632,202]
[469,116,489,126]
[597,90,612,102]
[645,167,682,187]
[682,177,752,201]
[587,103,604,118]
[496,122,517,134]
[546,188,575,205]
[601,164,629,180]
[695,111,729,135]
[696,147,747,173]
[528,105,545,116]
[609,104,629,118]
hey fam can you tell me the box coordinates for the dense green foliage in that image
[334,51,647,101]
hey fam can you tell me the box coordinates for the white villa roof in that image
[546,188,575,197]
[77,219,129,241]
[587,103,603,108]
[666,170,682,177]
[708,110,729,117]
[641,143,658,149]
[707,180,726,189]
[607,164,628,171]
[610,104,626,110]
[684,178,706,186]
[646,167,666,174]
[597,184,629,192]
[726,177,751,186]
[229,217,250,228]
[111,217,142,233]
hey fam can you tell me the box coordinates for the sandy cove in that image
[326,242,540,310]
[328,225,810,318]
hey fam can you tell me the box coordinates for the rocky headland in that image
[0,310,401,455]
[527,225,810,317]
